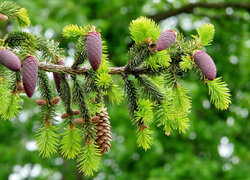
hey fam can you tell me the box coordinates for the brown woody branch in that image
[149,2,250,22]
[38,62,168,76]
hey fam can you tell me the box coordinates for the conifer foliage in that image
[0,1,232,176]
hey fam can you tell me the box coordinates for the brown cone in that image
[92,107,112,154]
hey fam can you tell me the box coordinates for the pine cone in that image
[0,48,21,72]
[92,107,112,154]
[53,60,68,94]
[193,50,217,80]
[22,55,38,98]
[86,31,102,71]
[50,96,60,105]
[156,30,176,51]
[35,99,47,106]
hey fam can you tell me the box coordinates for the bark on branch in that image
[38,62,168,76]
[149,2,250,22]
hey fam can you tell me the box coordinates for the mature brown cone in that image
[92,107,112,154]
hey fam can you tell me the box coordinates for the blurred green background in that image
[0,0,250,179]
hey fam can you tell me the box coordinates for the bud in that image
[35,99,47,106]
[22,56,38,98]
[50,96,60,105]
[0,48,21,71]
[156,30,176,51]
[72,110,80,115]
[61,112,69,119]
[193,50,217,80]
[74,118,86,124]
[86,31,102,71]
[0,14,8,21]
[17,81,25,93]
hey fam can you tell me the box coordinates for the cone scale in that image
[22,56,38,98]
[156,30,176,51]
[0,48,21,72]
[86,31,102,71]
[193,50,217,80]
[93,107,112,154]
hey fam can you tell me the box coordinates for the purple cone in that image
[193,50,217,80]
[156,30,176,51]
[22,56,38,98]
[86,32,102,71]
[53,60,68,94]
[0,48,21,72]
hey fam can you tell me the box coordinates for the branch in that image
[149,2,250,22]
[38,62,170,76]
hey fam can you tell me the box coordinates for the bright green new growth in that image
[180,55,192,72]
[129,16,161,43]
[77,144,101,176]
[207,77,231,110]
[60,127,82,159]
[197,23,215,46]
[146,50,171,70]
[35,126,59,158]
[136,128,153,151]
[0,1,30,27]
[0,94,22,120]
[135,99,153,126]
[62,24,87,38]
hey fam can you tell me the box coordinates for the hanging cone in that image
[92,107,112,154]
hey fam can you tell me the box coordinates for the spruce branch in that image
[72,36,87,69]
[123,75,138,121]
[206,77,231,110]
[60,126,82,159]
[136,75,166,104]
[136,128,153,151]
[0,1,30,27]
[58,76,72,115]
[35,125,59,158]
[72,76,90,120]
[77,143,101,176]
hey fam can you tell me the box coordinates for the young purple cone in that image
[156,30,176,51]
[53,60,67,94]
[86,31,102,71]
[22,56,38,98]
[0,48,21,72]
[193,50,217,80]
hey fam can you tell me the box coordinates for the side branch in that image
[149,2,250,22]
[38,62,168,75]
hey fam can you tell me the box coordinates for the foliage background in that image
[0,0,249,179]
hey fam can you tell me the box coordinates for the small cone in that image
[0,48,21,72]
[74,118,86,124]
[35,99,47,106]
[61,112,69,119]
[50,96,60,105]
[193,50,216,80]
[94,107,112,154]
[22,56,38,98]
[86,31,102,71]
[156,30,176,51]
[72,110,80,115]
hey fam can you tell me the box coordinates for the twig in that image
[149,2,250,22]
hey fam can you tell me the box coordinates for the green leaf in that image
[107,83,123,105]
[36,126,59,158]
[136,128,153,151]
[60,127,82,159]
[129,16,161,43]
[207,77,231,110]
[77,144,101,176]
[15,8,30,28]
[197,23,215,46]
